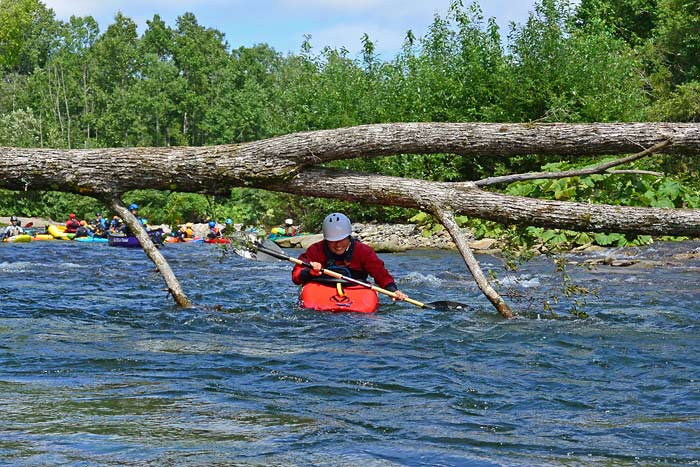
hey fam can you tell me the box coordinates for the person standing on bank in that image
[291,213,408,301]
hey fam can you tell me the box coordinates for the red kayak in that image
[300,282,379,313]
[165,236,202,243]
[204,237,231,244]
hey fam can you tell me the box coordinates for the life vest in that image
[4,225,23,237]
[318,238,368,283]
[65,219,80,233]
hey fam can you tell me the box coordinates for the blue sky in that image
[42,1,547,58]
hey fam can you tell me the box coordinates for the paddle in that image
[234,235,467,311]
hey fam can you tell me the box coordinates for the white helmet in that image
[285,218,293,225]
[322,213,352,241]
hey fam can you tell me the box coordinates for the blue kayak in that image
[75,236,108,243]
[108,228,165,247]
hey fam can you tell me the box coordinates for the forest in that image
[1,0,699,249]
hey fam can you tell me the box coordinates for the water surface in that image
[1,241,699,466]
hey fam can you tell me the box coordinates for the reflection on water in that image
[1,241,699,466]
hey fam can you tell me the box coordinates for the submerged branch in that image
[432,208,514,318]
[110,198,192,308]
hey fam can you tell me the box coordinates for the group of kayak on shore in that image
[2,203,236,243]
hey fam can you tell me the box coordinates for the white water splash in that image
[498,274,542,288]
[399,271,444,287]
[0,261,39,273]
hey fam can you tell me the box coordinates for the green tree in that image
[134,14,186,146]
[0,108,42,146]
[90,12,142,146]
[575,0,658,46]
[0,0,58,74]
[655,0,700,85]
[508,0,648,123]
[205,44,282,143]
[172,12,228,145]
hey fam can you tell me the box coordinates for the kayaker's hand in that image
[309,261,323,276]
[393,290,408,301]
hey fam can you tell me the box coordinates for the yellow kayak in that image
[47,224,73,240]
[3,234,32,243]
[32,233,55,241]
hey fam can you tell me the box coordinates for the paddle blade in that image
[239,246,283,262]
[425,301,470,311]
[231,232,284,262]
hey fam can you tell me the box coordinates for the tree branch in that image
[110,198,192,308]
[432,208,514,318]
[474,139,672,186]
[270,167,700,237]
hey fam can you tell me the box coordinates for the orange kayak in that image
[300,282,379,313]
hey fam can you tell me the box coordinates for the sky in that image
[41,0,545,58]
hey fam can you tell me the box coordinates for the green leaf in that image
[658,180,681,200]
[651,197,675,208]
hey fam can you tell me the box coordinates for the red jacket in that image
[65,219,81,233]
[292,239,398,291]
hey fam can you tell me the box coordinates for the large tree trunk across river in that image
[2,122,699,316]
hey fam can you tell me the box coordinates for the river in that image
[1,240,698,466]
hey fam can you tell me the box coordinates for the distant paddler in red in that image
[64,213,81,233]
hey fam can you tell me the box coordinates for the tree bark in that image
[433,208,513,319]
[269,167,700,237]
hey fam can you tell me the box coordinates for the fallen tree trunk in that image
[273,167,700,237]
[2,122,700,315]
[1,122,698,195]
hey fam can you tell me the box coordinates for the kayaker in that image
[173,225,187,241]
[65,213,81,233]
[292,212,408,301]
[123,203,149,235]
[93,212,106,229]
[222,218,233,233]
[2,215,24,239]
[271,218,298,237]
[75,220,91,238]
[129,203,147,226]
[206,220,221,239]
[109,216,122,233]
[91,213,108,237]
[283,218,298,236]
